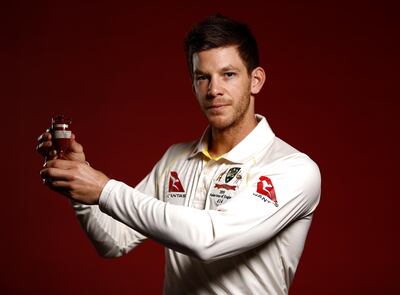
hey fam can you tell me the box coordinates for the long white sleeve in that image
[98,157,320,262]
[69,116,321,294]
[71,156,163,258]
[72,202,146,257]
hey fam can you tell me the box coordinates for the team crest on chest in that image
[225,167,241,183]
[209,167,244,207]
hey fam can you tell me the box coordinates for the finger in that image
[45,159,78,169]
[48,180,72,189]
[37,144,56,160]
[36,140,53,155]
[40,167,74,180]
[49,149,58,158]
[36,132,54,158]
[69,133,84,153]
[43,150,58,164]
[37,132,52,143]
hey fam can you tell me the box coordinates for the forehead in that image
[192,46,246,72]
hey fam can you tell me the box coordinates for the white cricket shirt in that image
[73,115,321,295]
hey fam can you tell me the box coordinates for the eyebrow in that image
[193,65,241,76]
[193,69,207,76]
[221,65,241,72]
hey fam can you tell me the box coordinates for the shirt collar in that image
[189,114,275,164]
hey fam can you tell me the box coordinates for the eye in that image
[224,72,236,78]
[196,75,209,82]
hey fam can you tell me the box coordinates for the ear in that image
[250,67,266,95]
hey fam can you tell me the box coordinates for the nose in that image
[207,77,223,98]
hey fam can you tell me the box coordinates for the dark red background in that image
[5,1,399,294]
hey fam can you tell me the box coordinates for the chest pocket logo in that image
[210,167,243,207]
[224,167,241,183]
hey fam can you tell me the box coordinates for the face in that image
[192,46,255,131]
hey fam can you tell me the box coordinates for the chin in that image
[207,114,233,130]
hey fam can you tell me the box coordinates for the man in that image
[37,14,321,294]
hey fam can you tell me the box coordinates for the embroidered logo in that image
[214,183,237,191]
[168,171,185,192]
[216,169,227,182]
[254,176,278,206]
[209,167,244,207]
[225,167,241,183]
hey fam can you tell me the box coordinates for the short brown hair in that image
[184,14,260,78]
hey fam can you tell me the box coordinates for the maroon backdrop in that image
[6,1,399,294]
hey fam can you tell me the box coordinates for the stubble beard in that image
[208,90,252,133]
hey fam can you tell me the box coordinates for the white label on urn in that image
[54,130,72,139]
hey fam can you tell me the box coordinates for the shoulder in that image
[153,140,198,171]
[261,137,319,171]
[272,137,320,191]
[250,137,321,213]
[136,140,198,192]
[161,140,197,160]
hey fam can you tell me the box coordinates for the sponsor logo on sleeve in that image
[253,176,278,207]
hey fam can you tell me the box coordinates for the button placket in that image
[205,162,227,209]
[192,159,210,209]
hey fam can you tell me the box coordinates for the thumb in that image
[69,133,83,153]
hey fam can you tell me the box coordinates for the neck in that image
[208,113,258,158]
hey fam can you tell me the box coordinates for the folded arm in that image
[98,160,321,262]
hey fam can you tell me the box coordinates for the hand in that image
[36,130,85,162]
[40,159,110,205]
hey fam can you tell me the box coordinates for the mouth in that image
[206,104,229,110]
